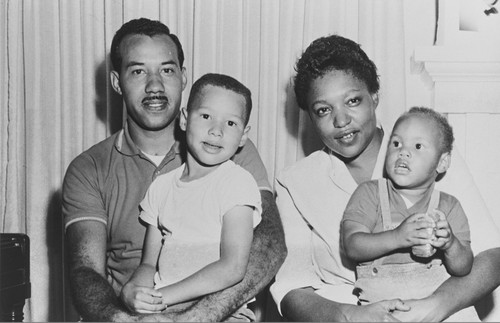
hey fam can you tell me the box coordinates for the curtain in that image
[1,0,425,321]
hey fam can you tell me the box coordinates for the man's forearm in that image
[174,190,287,321]
[70,266,133,322]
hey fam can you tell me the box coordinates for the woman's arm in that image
[282,287,409,322]
[393,247,500,322]
[159,205,254,306]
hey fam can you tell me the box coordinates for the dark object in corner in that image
[0,234,30,322]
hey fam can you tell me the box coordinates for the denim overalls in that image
[354,179,479,321]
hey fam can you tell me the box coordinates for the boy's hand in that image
[430,209,455,250]
[393,213,435,248]
[120,281,166,314]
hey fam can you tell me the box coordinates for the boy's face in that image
[110,34,187,133]
[385,115,448,191]
[181,85,250,167]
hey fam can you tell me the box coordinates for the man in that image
[63,18,286,322]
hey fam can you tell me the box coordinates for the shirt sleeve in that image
[439,193,471,244]
[218,166,262,228]
[63,152,107,229]
[270,177,323,315]
[138,179,160,228]
[231,139,271,192]
[341,181,380,231]
[435,147,500,254]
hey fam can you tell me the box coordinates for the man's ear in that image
[110,70,122,95]
[436,152,451,174]
[181,67,187,91]
[179,108,188,131]
[239,125,251,147]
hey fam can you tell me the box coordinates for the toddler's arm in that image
[120,224,165,313]
[343,213,435,262]
[158,205,254,306]
[431,210,473,276]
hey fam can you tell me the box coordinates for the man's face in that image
[111,34,186,132]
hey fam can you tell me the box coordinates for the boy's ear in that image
[110,70,122,95]
[239,125,251,147]
[436,152,451,174]
[179,108,188,131]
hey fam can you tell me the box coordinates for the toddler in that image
[342,107,478,320]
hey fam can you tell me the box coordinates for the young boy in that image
[121,73,261,311]
[341,107,478,320]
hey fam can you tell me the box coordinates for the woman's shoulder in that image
[276,150,332,188]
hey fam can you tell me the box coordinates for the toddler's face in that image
[385,115,444,191]
[182,85,249,167]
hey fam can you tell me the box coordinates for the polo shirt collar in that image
[114,122,181,156]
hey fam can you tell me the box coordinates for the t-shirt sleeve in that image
[218,166,262,228]
[342,181,380,231]
[63,153,107,229]
[139,177,162,227]
[439,193,471,244]
[436,148,500,254]
[231,139,271,192]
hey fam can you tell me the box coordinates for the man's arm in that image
[166,190,287,321]
[281,287,408,322]
[393,247,500,322]
[66,221,137,321]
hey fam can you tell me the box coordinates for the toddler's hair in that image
[395,106,454,154]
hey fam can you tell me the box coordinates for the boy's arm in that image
[159,205,254,305]
[441,239,473,277]
[165,190,286,321]
[343,213,434,262]
[120,225,165,313]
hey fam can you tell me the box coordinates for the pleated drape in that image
[1,1,424,321]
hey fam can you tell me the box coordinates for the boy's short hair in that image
[110,18,185,73]
[394,106,454,154]
[294,34,379,110]
[187,73,252,125]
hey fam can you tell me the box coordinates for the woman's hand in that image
[120,281,166,314]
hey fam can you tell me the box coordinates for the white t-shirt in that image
[140,160,262,288]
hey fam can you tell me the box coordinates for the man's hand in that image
[120,281,166,314]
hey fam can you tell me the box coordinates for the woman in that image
[270,34,500,322]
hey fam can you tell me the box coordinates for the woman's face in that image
[305,70,379,160]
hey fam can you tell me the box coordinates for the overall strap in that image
[427,189,440,214]
[378,178,393,231]
[372,179,392,268]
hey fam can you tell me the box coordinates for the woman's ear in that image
[179,108,188,131]
[436,153,451,174]
[110,70,122,95]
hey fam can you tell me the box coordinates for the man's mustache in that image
[142,95,168,104]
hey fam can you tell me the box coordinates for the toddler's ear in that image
[239,125,251,147]
[436,153,451,174]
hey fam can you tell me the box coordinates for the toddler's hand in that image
[430,209,454,250]
[393,213,435,248]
